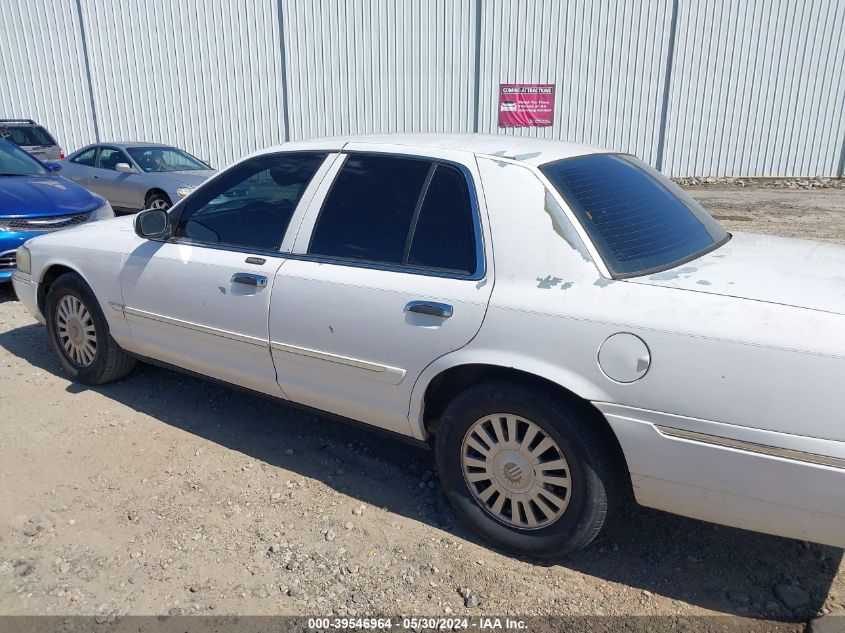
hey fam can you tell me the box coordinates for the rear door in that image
[269,146,494,436]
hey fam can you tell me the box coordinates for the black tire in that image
[144,191,171,211]
[434,381,620,558]
[45,273,136,385]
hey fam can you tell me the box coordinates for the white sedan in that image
[12,134,845,557]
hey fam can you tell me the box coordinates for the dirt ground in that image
[0,185,843,625]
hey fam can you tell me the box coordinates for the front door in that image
[64,146,99,189]
[120,150,332,396]
[269,148,494,436]
[91,146,134,208]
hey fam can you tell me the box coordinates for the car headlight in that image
[89,202,115,222]
[176,187,194,198]
[16,244,31,274]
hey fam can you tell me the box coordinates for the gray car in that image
[0,119,63,161]
[61,142,216,213]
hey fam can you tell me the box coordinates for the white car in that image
[12,134,845,557]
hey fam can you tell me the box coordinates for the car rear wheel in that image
[434,381,620,557]
[145,192,171,211]
[45,273,136,385]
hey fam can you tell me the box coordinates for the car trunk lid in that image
[626,231,845,316]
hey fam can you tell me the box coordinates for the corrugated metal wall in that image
[1,0,843,176]
[663,0,845,177]
[79,0,287,169]
[0,0,96,152]
[476,0,674,167]
[283,0,476,139]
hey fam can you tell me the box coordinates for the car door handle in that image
[404,301,453,318]
[231,272,267,288]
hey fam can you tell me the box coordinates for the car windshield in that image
[0,139,48,176]
[0,124,55,147]
[540,154,729,278]
[127,146,209,173]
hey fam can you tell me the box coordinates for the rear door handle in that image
[404,301,453,318]
[231,272,267,288]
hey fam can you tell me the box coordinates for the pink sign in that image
[497,83,555,127]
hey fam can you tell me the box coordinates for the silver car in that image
[0,119,63,161]
[61,142,216,213]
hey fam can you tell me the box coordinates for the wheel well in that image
[37,264,77,315]
[422,364,630,478]
[145,188,171,204]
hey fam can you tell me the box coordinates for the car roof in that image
[98,142,173,149]
[0,119,41,127]
[68,142,176,156]
[256,133,606,166]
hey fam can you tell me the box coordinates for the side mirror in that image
[44,161,63,173]
[134,208,170,239]
[115,162,135,174]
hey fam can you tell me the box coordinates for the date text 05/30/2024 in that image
[307,617,527,630]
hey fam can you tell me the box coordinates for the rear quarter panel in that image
[413,157,845,444]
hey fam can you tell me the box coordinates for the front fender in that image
[33,248,136,354]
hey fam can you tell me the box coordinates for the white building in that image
[1,0,843,177]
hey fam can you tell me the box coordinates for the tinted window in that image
[309,155,478,275]
[0,124,55,146]
[72,147,97,166]
[309,155,431,265]
[540,154,728,277]
[175,152,326,251]
[97,147,129,171]
[407,165,476,273]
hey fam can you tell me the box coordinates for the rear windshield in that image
[0,124,56,147]
[540,154,728,278]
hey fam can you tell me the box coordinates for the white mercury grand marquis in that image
[12,135,845,557]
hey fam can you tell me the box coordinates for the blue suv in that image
[0,138,113,282]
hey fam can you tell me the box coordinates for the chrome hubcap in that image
[461,414,571,529]
[148,198,169,210]
[56,295,97,367]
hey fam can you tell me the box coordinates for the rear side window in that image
[175,152,327,251]
[308,154,478,275]
[540,154,728,277]
[0,124,55,147]
[407,165,476,273]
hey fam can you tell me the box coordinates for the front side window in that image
[127,146,209,172]
[96,147,130,171]
[308,154,478,275]
[0,139,47,176]
[540,154,728,278]
[72,147,97,166]
[175,152,327,251]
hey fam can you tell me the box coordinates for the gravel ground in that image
[0,185,843,625]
